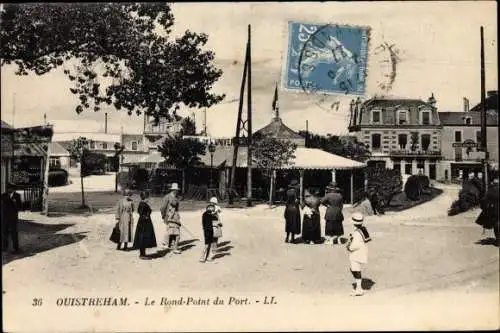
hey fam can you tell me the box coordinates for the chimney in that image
[105,113,108,133]
[427,93,436,107]
[463,97,470,112]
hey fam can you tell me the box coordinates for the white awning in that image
[278,147,366,170]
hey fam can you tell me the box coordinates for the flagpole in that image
[246,24,253,207]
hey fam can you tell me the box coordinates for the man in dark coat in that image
[476,171,499,244]
[200,203,218,262]
[2,183,22,253]
[284,179,301,243]
[321,182,345,245]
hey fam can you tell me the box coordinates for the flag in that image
[272,83,279,111]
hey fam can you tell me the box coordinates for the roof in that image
[469,91,498,112]
[199,146,365,170]
[49,142,70,156]
[1,120,14,132]
[438,112,498,126]
[254,117,304,140]
[52,132,121,143]
[362,98,433,109]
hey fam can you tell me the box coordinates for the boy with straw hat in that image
[346,212,371,296]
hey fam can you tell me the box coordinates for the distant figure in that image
[284,179,301,244]
[321,182,345,245]
[346,213,371,296]
[115,189,135,251]
[476,171,499,244]
[1,183,22,253]
[160,183,181,254]
[133,191,157,259]
[367,188,385,215]
[200,202,218,263]
[471,172,485,199]
[301,189,322,244]
[210,197,223,249]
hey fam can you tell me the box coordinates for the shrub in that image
[404,175,423,201]
[366,167,403,207]
[447,179,481,216]
[130,168,150,189]
[48,169,68,187]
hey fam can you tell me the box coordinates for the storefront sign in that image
[452,139,477,148]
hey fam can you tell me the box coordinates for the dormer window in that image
[102,142,108,150]
[420,110,431,125]
[397,110,408,125]
[89,141,95,149]
[464,117,472,125]
[131,141,138,151]
[371,110,382,124]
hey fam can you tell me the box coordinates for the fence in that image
[21,185,44,211]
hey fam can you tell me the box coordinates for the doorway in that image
[429,164,436,180]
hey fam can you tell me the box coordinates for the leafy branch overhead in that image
[0,3,225,122]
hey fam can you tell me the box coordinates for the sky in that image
[1,2,498,137]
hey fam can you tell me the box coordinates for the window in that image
[405,161,412,175]
[371,110,381,124]
[131,141,138,151]
[454,131,462,142]
[421,111,431,125]
[371,134,381,150]
[49,157,61,168]
[464,117,472,125]
[398,110,408,125]
[421,134,431,151]
[455,148,463,161]
[393,161,401,173]
[89,141,95,149]
[398,134,408,149]
[102,142,108,150]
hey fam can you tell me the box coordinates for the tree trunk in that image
[80,165,86,208]
[181,169,186,194]
[268,169,274,206]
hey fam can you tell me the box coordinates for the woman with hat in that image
[321,182,345,245]
[115,189,135,251]
[133,191,157,259]
[346,212,371,296]
[284,179,301,243]
[301,188,322,244]
[160,182,182,254]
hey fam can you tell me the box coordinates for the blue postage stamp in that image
[284,22,370,95]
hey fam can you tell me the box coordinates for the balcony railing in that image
[389,149,442,157]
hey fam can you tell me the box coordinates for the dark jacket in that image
[321,191,344,221]
[1,192,22,227]
[476,182,499,229]
[202,208,218,244]
[285,188,299,205]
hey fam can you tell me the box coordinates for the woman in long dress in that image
[133,191,157,259]
[115,189,135,250]
[321,182,345,245]
[301,189,322,244]
[284,180,301,243]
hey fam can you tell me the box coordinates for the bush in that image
[366,167,403,207]
[48,169,68,187]
[405,175,423,201]
[81,151,107,176]
[447,179,481,216]
[130,168,150,189]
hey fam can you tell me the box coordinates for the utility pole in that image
[480,26,489,191]
[246,24,253,207]
[229,27,251,205]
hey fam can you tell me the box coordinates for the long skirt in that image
[133,216,157,249]
[284,204,301,234]
[118,215,133,243]
[325,219,344,237]
[302,213,321,243]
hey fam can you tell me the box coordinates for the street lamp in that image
[208,141,216,188]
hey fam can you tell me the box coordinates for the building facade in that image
[48,142,71,172]
[348,95,442,179]
[1,120,14,194]
[438,91,498,182]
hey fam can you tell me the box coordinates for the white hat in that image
[170,183,180,191]
[352,212,364,225]
[209,197,218,204]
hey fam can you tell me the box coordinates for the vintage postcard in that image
[1,2,498,332]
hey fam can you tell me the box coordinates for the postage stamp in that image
[284,22,370,96]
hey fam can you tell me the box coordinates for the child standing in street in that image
[209,197,223,249]
[200,202,218,263]
[346,212,371,296]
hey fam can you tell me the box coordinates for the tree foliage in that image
[67,136,88,161]
[1,3,225,122]
[252,136,297,177]
[158,116,206,170]
[299,131,370,162]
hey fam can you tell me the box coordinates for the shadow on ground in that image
[475,237,499,247]
[2,220,87,265]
